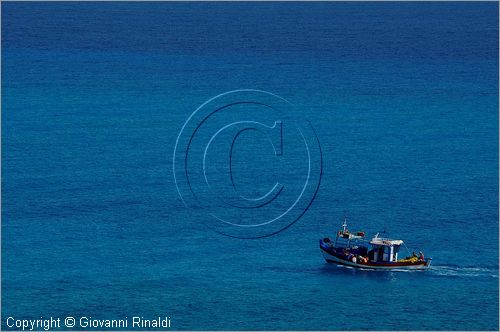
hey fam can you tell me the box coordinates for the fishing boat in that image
[320,218,431,270]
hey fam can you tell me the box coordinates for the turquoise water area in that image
[2,2,498,330]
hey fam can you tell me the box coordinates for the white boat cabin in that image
[369,234,403,262]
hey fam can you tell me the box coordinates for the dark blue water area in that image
[2,2,498,330]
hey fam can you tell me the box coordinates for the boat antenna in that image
[379,224,387,234]
[342,213,348,233]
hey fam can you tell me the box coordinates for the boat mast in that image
[342,216,348,233]
[335,216,348,248]
[343,215,350,247]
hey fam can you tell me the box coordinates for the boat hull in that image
[320,246,431,270]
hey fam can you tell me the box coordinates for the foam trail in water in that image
[430,265,499,278]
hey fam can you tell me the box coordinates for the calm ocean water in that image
[2,2,498,330]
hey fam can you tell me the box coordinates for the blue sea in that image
[2,2,499,330]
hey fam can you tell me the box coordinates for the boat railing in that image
[334,234,369,248]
